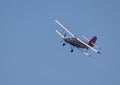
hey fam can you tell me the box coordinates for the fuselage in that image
[64,38,88,48]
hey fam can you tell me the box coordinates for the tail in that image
[88,36,97,47]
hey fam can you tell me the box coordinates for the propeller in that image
[63,33,66,38]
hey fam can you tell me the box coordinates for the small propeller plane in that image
[55,20,101,56]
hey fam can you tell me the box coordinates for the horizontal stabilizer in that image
[56,30,64,38]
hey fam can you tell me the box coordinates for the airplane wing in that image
[55,20,75,38]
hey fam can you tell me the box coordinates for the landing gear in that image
[70,46,74,52]
[71,49,73,52]
[62,43,65,46]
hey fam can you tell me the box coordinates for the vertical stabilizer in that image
[88,36,97,47]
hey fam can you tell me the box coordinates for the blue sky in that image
[0,0,120,85]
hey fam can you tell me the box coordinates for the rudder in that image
[88,36,97,47]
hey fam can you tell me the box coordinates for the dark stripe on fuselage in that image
[64,38,88,48]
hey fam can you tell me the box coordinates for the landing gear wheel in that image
[71,49,73,52]
[63,43,65,46]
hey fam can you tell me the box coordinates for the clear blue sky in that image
[0,0,120,85]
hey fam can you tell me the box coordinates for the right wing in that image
[55,20,75,38]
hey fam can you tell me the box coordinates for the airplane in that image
[55,20,101,57]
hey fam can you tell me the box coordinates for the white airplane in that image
[55,20,101,57]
